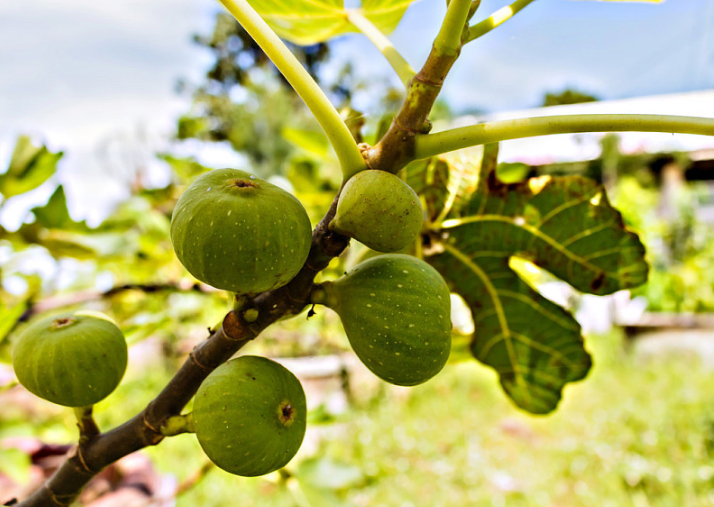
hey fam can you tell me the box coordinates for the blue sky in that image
[0,0,712,223]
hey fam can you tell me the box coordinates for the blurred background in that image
[2,0,714,505]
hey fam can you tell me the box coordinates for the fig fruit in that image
[331,170,423,252]
[320,254,451,386]
[193,355,307,477]
[12,311,128,407]
[171,168,312,294]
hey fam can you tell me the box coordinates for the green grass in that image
[162,331,714,506]
[3,329,714,506]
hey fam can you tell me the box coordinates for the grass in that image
[3,329,714,506]
[156,330,714,506]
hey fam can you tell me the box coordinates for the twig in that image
[466,0,537,43]
[175,461,214,496]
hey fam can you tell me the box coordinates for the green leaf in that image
[427,172,648,414]
[248,0,414,45]
[406,144,497,223]
[0,136,62,198]
[0,448,32,484]
[296,457,364,490]
[282,127,330,157]
[31,186,88,231]
[0,300,29,346]
[160,154,213,182]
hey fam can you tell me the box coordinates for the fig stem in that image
[160,413,195,436]
[232,294,249,312]
[73,406,99,445]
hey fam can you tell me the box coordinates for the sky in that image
[0,0,713,223]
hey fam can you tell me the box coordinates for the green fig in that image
[12,311,128,407]
[171,169,312,295]
[331,170,423,252]
[320,254,451,386]
[193,355,307,477]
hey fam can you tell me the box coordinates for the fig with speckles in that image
[330,170,423,252]
[170,168,312,294]
[12,311,128,407]
[193,355,307,477]
[319,254,451,386]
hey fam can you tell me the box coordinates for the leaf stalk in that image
[466,0,537,43]
[217,0,366,179]
[346,9,415,88]
[414,114,714,160]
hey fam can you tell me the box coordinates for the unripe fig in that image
[12,311,128,407]
[331,170,423,252]
[193,355,307,477]
[320,254,451,386]
[171,169,312,294]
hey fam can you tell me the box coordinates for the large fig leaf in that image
[247,0,413,45]
[407,144,496,223]
[417,153,647,414]
[0,136,62,199]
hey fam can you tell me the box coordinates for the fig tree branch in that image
[435,0,473,53]
[365,0,472,172]
[466,0,538,43]
[15,197,351,507]
[346,9,415,88]
[217,0,366,179]
[413,114,714,160]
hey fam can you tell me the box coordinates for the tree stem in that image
[414,114,714,160]
[435,0,473,54]
[365,0,472,172]
[466,0,538,43]
[217,0,366,179]
[346,9,415,88]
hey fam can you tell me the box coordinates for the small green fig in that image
[171,169,312,295]
[331,170,423,252]
[12,311,128,407]
[193,355,307,477]
[320,254,451,386]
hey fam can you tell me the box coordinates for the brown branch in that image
[365,12,470,172]
[16,198,350,507]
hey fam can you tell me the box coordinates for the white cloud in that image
[0,0,223,222]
